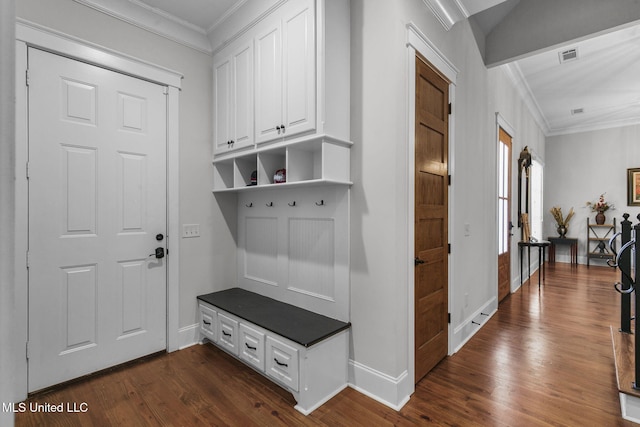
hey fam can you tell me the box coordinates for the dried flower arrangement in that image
[586,193,614,213]
[550,206,575,227]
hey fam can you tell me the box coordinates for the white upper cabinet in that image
[255,0,316,144]
[212,0,351,188]
[214,40,254,154]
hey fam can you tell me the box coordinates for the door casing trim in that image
[14,20,181,400]
[406,22,457,393]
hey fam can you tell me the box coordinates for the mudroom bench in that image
[197,288,351,415]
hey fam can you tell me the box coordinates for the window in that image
[497,130,511,255]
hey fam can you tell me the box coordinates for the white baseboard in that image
[177,323,200,350]
[451,298,497,353]
[347,359,411,411]
[620,392,640,424]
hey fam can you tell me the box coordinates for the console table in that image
[547,237,578,266]
[518,240,550,287]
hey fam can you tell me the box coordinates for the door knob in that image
[415,257,425,266]
[150,247,165,259]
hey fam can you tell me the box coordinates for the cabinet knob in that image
[276,125,281,134]
[281,124,285,133]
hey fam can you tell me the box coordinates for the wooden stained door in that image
[415,55,449,383]
[497,127,512,302]
[27,48,168,392]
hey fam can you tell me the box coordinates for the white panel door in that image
[27,48,167,392]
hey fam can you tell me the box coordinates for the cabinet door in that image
[266,336,299,392]
[255,17,283,144]
[232,43,254,149]
[199,303,217,342]
[213,56,232,153]
[239,324,265,371]
[281,0,316,138]
[217,312,239,356]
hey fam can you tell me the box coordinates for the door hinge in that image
[26,251,30,269]
[448,243,451,254]
[448,103,452,115]
[163,86,169,95]
[26,162,30,180]
[448,313,451,324]
[448,175,451,186]
[26,342,30,360]
[25,69,30,87]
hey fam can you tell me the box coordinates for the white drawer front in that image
[239,324,265,371]
[199,303,217,342]
[266,336,299,392]
[217,312,239,356]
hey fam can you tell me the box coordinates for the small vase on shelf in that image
[557,225,567,238]
[595,211,605,225]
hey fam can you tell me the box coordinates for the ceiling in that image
[77,0,640,137]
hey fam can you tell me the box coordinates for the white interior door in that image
[27,48,167,392]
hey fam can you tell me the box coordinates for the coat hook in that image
[245,202,253,208]
[315,200,325,206]
[266,202,273,207]
[288,201,296,207]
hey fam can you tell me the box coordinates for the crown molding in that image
[545,116,640,137]
[73,0,213,54]
[501,62,550,135]
[422,0,468,31]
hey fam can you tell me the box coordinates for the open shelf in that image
[212,135,351,193]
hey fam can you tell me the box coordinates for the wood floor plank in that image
[16,264,636,426]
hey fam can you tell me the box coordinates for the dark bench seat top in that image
[197,288,351,348]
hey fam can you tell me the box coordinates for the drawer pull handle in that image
[274,358,288,368]
[202,320,211,325]
[222,331,232,337]
[245,343,257,351]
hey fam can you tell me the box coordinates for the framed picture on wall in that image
[628,168,640,206]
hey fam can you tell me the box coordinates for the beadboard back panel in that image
[237,186,349,321]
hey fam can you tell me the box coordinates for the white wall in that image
[7,0,552,413]
[1,1,16,425]
[349,0,546,407]
[15,0,236,351]
[545,124,640,264]
[489,68,546,288]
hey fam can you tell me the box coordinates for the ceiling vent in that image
[559,48,579,64]
[571,108,585,115]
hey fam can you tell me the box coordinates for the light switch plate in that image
[183,224,200,238]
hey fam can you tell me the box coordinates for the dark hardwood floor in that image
[16,263,634,426]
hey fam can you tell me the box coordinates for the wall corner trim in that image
[348,359,412,411]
